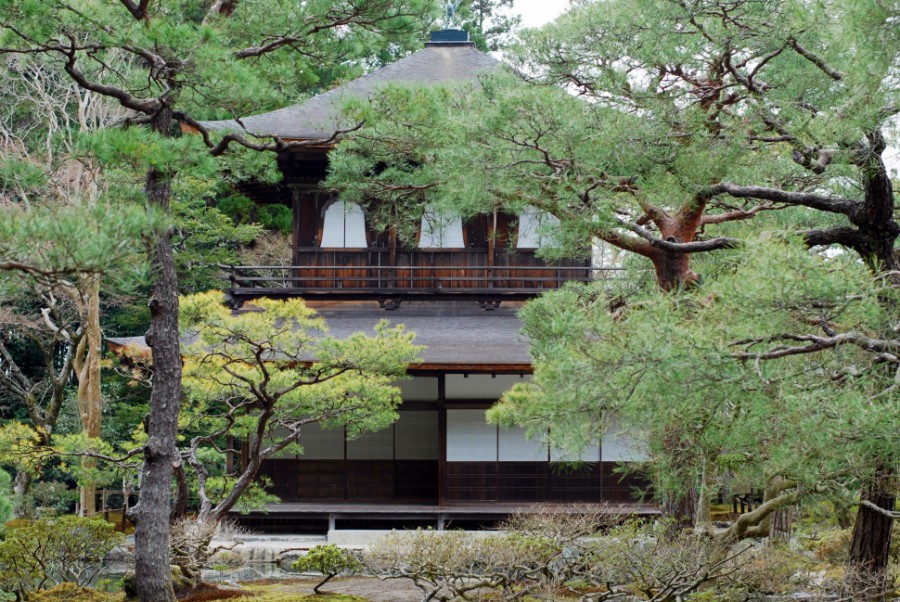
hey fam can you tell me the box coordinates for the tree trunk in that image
[129,108,182,602]
[770,506,793,543]
[766,477,793,544]
[647,204,706,291]
[844,142,897,601]
[663,487,697,536]
[695,460,713,528]
[847,488,895,601]
[12,469,31,518]
[76,275,103,517]
[652,249,701,292]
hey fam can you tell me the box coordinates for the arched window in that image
[418,205,464,248]
[319,200,367,248]
[517,206,559,249]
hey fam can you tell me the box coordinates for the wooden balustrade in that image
[223,249,621,306]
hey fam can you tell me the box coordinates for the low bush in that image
[734,545,822,597]
[0,515,124,599]
[365,509,785,602]
[28,583,124,602]
[811,528,852,564]
[293,544,362,594]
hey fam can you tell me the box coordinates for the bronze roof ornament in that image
[445,0,463,29]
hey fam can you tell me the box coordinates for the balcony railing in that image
[222,261,626,307]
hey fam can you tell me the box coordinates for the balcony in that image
[223,248,620,308]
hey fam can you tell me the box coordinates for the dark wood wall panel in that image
[259,459,438,503]
[498,463,549,502]
[258,459,299,499]
[600,462,650,502]
[346,460,394,500]
[260,459,649,505]
[296,461,345,500]
[394,461,439,502]
[446,462,650,504]
[549,464,602,502]
[446,462,498,502]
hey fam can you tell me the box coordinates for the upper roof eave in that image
[195,44,502,140]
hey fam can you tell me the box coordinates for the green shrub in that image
[0,469,13,527]
[735,545,820,596]
[292,544,362,594]
[29,583,124,602]
[258,204,292,234]
[813,528,852,564]
[217,194,256,225]
[23,480,78,517]
[0,515,124,599]
[3,517,31,530]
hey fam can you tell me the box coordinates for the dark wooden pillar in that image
[438,374,447,507]
[291,186,301,260]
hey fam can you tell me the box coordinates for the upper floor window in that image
[320,200,367,248]
[418,205,465,248]
[517,207,560,249]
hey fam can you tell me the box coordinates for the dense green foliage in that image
[327,4,899,580]
[177,292,421,517]
[0,0,896,596]
[0,469,13,526]
[492,235,898,508]
[454,0,520,51]
[0,516,124,599]
[329,0,898,285]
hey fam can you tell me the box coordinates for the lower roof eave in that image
[408,363,532,374]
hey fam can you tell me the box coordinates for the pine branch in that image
[708,182,857,216]
[614,217,740,254]
[733,332,900,363]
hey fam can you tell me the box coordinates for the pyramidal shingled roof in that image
[201,33,502,140]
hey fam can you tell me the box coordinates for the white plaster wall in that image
[298,422,345,460]
[601,418,649,462]
[395,377,439,401]
[320,200,367,248]
[550,443,601,463]
[498,426,548,461]
[517,207,560,249]
[267,425,297,459]
[395,411,439,460]
[447,409,497,461]
[445,374,528,400]
[346,425,394,460]
[418,206,464,248]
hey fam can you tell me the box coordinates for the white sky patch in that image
[508,0,571,29]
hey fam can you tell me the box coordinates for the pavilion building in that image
[163,29,651,530]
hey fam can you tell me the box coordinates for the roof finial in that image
[445,0,462,28]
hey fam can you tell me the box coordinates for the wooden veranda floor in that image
[235,502,659,533]
[260,502,659,515]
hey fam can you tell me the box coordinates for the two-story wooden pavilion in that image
[173,29,652,530]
